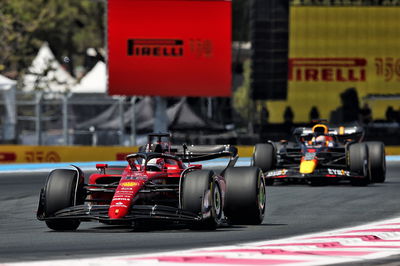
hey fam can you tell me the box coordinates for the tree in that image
[233,60,252,120]
[0,0,104,78]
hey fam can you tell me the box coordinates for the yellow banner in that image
[0,145,138,163]
[267,6,400,123]
[0,145,254,163]
[0,145,397,164]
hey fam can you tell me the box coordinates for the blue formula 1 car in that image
[253,123,386,186]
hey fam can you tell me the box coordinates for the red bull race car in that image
[253,123,386,186]
[37,133,266,231]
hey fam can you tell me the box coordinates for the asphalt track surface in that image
[0,161,399,264]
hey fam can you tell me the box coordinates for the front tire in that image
[43,169,84,231]
[348,143,370,186]
[224,167,266,225]
[181,170,221,230]
[366,141,386,183]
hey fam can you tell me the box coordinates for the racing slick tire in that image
[224,167,266,225]
[252,143,275,185]
[182,170,222,230]
[348,143,370,186]
[43,169,84,231]
[366,141,386,183]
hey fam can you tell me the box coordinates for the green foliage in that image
[0,0,104,76]
[233,59,253,120]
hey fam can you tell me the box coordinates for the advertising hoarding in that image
[267,7,400,122]
[108,0,232,97]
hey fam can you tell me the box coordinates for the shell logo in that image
[120,182,139,187]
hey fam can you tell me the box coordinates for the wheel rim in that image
[258,177,266,213]
[213,184,222,218]
[382,149,386,173]
[363,159,369,180]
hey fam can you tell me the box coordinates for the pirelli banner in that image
[267,7,400,123]
[108,0,232,97]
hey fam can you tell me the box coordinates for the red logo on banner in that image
[25,151,61,162]
[127,39,184,57]
[0,152,16,162]
[289,58,367,82]
[108,0,232,97]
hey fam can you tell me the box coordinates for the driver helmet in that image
[146,158,164,171]
[312,124,328,136]
[153,143,163,153]
[314,135,327,146]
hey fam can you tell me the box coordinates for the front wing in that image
[265,168,365,182]
[37,204,201,225]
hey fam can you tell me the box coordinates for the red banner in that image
[108,0,232,97]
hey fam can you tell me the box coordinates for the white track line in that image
[5,217,400,266]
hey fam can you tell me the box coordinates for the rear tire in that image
[182,170,221,230]
[366,141,386,183]
[348,143,370,186]
[224,167,266,225]
[252,143,275,185]
[43,169,84,231]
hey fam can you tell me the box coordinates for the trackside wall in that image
[0,145,398,164]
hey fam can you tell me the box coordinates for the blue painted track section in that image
[387,155,400,161]
[0,157,253,172]
[0,156,398,172]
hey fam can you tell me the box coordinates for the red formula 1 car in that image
[37,133,266,231]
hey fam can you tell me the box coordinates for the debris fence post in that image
[130,96,137,146]
[35,91,43,145]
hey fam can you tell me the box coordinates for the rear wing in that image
[127,144,239,174]
[293,126,364,142]
[171,144,238,163]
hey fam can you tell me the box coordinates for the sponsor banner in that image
[0,146,138,164]
[386,146,400,156]
[0,145,398,164]
[108,0,231,96]
[267,7,400,123]
[236,145,254,158]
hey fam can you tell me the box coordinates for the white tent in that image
[70,61,106,94]
[0,75,16,140]
[0,75,16,91]
[23,42,76,93]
